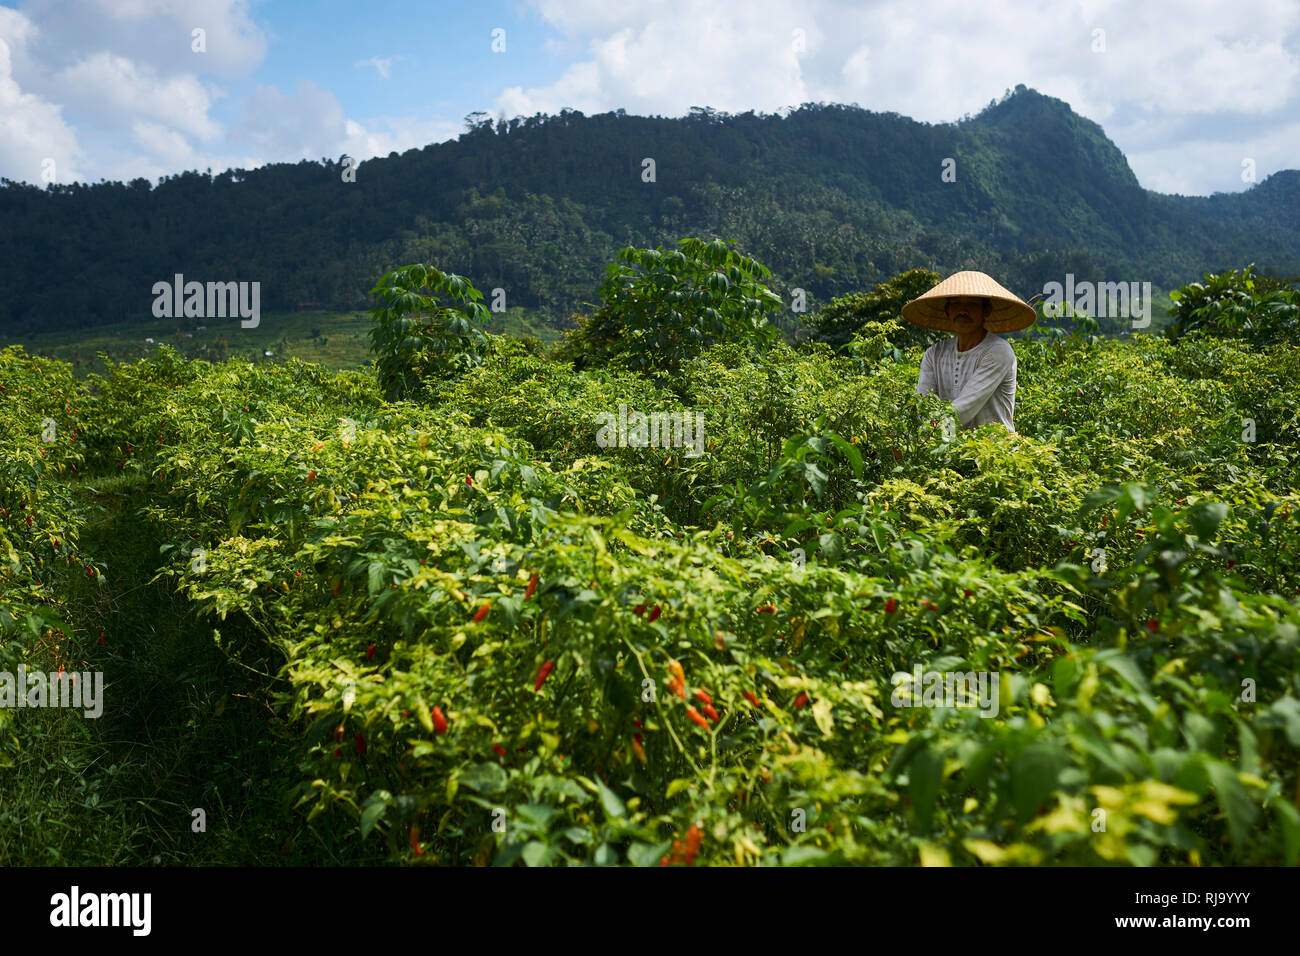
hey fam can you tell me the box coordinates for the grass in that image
[0,468,389,866]
[5,307,565,377]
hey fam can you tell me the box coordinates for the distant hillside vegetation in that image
[1,86,1297,335]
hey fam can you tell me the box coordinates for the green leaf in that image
[628,840,671,867]
[1275,800,1300,866]
[1205,759,1258,847]
[1187,501,1228,540]
[360,790,391,840]
[818,532,844,563]
[803,462,828,500]
[595,778,625,820]
[1011,743,1066,823]
[521,841,549,867]
[909,746,943,832]
[1079,485,1123,517]
[1269,697,1300,746]
[458,762,508,795]
[826,433,864,477]
[781,845,829,866]
[515,804,557,829]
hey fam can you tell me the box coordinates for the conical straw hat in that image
[901,271,1037,334]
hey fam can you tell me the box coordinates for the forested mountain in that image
[2,85,1297,335]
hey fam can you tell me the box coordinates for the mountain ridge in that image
[1,86,1295,335]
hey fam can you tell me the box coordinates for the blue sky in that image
[234,1,559,134]
[1,0,1296,195]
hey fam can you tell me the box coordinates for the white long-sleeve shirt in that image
[915,334,1017,432]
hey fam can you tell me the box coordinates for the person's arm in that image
[951,346,1013,427]
[915,346,937,396]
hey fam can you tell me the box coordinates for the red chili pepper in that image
[524,574,538,600]
[472,602,490,623]
[354,732,365,755]
[755,603,776,614]
[683,824,703,865]
[685,706,710,729]
[366,643,376,661]
[693,688,712,705]
[646,604,662,622]
[1227,560,1235,569]
[633,603,646,616]
[885,598,897,614]
[409,824,423,856]
[465,476,473,486]
[742,690,760,707]
[534,660,554,691]
[793,692,809,709]
[431,706,448,734]
[702,703,719,722]
[1146,619,1159,633]
[493,744,507,758]
[305,470,317,483]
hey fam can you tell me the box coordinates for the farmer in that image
[902,271,1037,433]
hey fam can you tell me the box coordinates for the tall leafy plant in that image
[568,237,782,374]
[1167,264,1300,348]
[806,267,942,350]
[367,264,488,400]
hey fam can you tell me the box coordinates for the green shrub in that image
[561,237,782,375]
[367,264,488,400]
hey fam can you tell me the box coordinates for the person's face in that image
[946,296,987,332]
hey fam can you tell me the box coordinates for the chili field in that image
[1,251,1298,867]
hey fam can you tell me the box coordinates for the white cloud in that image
[502,0,1300,193]
[52,52,221,140]
[2,0,1297,194]
[131,119,194,164]
[1126,120,1300,196]
[233,80,459,165]
[22,0,267,77]
[356,56,400,79]
[0,11,85,184]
